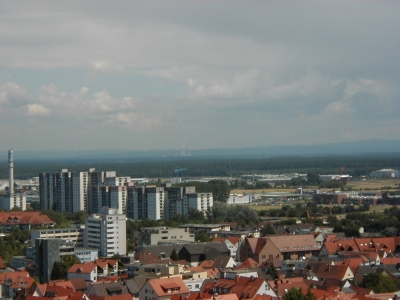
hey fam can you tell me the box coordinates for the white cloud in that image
[0,82,32,107]
[26,104,50,116]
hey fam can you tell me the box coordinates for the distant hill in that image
[0,139,398,163]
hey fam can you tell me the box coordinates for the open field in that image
[346,179,400,190]
[231,179,400,195]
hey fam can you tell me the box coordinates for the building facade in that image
[0,193,26,211]
[134,226,195,248]
[39,168,117,213]
[84,208,127,257]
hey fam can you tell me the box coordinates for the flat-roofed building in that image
[31,226,85,247]
[370,169,399,178]
[84,208,127,257]
[134,226,194,248]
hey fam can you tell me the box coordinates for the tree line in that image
[1,155,397,179]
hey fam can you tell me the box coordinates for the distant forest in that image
[0,155,398,179]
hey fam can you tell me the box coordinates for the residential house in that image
[139,277,190,300]
[319,236,359,256]
[0,271,35,299]
[212,237,240,258]
[314,264,354,282]
[86,282,129,298]
[203,275,276,299]
[68,262,98,282]
[240,235,319,264]
[178,242,230,266]
[206,256,236,269]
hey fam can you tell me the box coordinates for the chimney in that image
[8,149,14,194]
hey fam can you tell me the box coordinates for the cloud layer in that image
[0,1,398,151]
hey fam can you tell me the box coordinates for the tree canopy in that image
[360,273,400,293]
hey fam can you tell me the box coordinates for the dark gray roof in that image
[377,265,400,277]
[213,255,232,269]
[123,279,141,295]
[183,242,229,254]
[86,282,128,297]
[136,244,184,258]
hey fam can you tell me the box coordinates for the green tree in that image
[283,288,306,300]
[360,273,400,293]
[344,223,360,238]
[305,288,317,300]
[260,224,275,236]
[51,255,80,280]
[170,248,179,261]
[307,172,321,186]
[188,207,205,222]
[283,287,316,300]
[30,201,40,211]
[206,202,228,223]
[197,232,211,242]
[267,263,279,280]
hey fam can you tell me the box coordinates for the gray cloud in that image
[0,1,398,151]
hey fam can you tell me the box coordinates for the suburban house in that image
[139,277,190,300]
[68,262,98,282]
[178,242,230,266]
[212,237,240,258]
[0,271,35,299]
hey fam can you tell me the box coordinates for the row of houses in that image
[2,231,400,299]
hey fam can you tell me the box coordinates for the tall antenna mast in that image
[8,149,14,194]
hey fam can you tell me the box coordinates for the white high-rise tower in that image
[0,150,26,211]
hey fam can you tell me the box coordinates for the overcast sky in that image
[0,1,398,151]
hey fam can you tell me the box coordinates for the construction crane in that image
[174,168,187,183]
[339,166,345,176]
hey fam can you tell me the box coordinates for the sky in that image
[0,1,399,152]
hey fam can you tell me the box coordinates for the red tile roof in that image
[229,276,265,299]
[137,251,160,264]
[0,271,35,289]
[315,265,352,281]
[68,262,97,274]
[227,237,239,246]
[268,235,319,253]
[147,277,190,297]
[380,257,400,265]
[0,212,56,226]
[236,258,259,269]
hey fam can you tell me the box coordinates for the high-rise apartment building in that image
[84,208,127,257]
[90,184,129,214]
[185,192,213,216]
[125,184,213,221]
[39,168,117,213]
[0,193,26,211]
